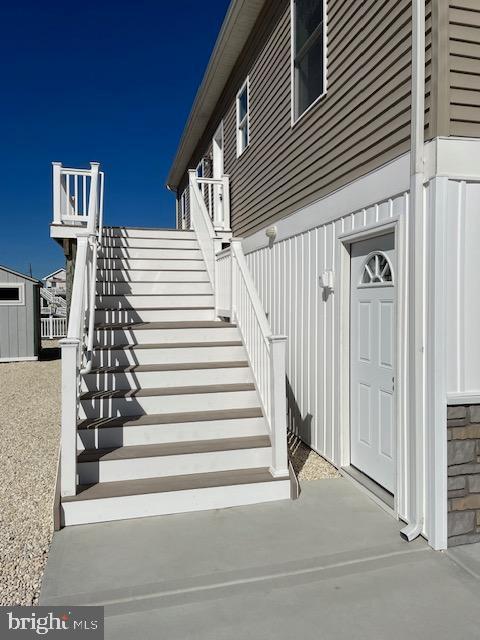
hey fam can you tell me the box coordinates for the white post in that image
[230,239,242,321]
[268,335,289,478]
[87,162,100,234]
[52,162,62,224]
[59,338,79,497]
[222,175,231,231]
[49,315,54,340]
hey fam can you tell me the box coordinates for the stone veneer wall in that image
[448,404,480,546]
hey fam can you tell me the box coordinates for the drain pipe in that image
[400,0,425,543]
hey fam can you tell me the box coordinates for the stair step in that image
[81,362,252,392]
[94,321,236,330]
[96,282,212,295]
[97,269,209,283]
[94,308,216,323]
[76,436,272,483]
[80,383,255,400]
[78,407,263,430]
[95,294,214,309]
[77,410,266,449]
[61,468,291,526]
[99,248,202,260]
[97,259,206,271]
[103,227,197,239]
[102,237,199,249]
[94,341,242,350]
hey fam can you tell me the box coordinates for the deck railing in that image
[52,162,104,227]
[57,162,104,497]
[41,316,67,339]
[216,240,288,477]
[195,174,230,232]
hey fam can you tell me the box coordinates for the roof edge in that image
[0,264,42,284]
[166,0,266,190]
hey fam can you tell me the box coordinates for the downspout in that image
[400,0,425,542]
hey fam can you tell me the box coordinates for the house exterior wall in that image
[179,0,419,236]
[0,268,40,362]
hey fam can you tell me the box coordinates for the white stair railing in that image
[57,162,104,497]
[194,174,231,232]
[216,240,288,477]
[188,170,220,288]
[40,288,67,316]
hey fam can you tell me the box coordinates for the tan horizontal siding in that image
[449,2,480,136]
[180,0,414,237]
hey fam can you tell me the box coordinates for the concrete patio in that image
[41,478,480,639]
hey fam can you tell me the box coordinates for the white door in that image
[350,233,396,492]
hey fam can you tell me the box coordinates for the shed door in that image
[350,234,395,492]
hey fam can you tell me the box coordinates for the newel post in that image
[87,162,100,234]
[221,174,231,231]
[230,239,242,322]
[59,338,80,497]
[268,335,289,478]
[52,162,62,224]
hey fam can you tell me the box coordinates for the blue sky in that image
[0,0,229,279]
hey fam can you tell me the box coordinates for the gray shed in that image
[0,265,41,362]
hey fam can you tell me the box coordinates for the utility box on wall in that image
[0,265,41,363]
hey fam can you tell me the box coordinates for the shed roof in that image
[0,264,42,285]
[166,0,267,190]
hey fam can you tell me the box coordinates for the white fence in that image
[41,316,67,339]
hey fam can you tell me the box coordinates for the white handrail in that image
[188,170,217,286]
[217,239,289,477]
[58,162,104,497]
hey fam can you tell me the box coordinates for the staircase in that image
[61,226,291,526]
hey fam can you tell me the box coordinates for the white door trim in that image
[336,217,406,518]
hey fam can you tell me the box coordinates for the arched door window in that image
[359,252,393,287]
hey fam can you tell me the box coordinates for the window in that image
[359,253,393,287]
[0,283,25,305]
[292,0,326,122]
[236,78,250,156]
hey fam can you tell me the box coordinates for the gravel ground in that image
[0,341,61,605]
[288,433,340,482]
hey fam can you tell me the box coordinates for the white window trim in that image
[236,77,250,158]
[0,282,25,306]
[290,0,328,127]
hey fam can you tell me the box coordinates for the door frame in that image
[336,216,406,517]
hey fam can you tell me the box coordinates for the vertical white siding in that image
[446,179,480,399]
[245,193,408,464]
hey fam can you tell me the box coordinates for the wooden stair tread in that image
[77,407,264,430]
[63,467,285,503]
[87,361,248,374]
[77,435,271,463]
[81,383,256,400]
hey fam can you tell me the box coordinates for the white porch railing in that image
[52,162,104,227]
[41,316,67,339]
[195,174,231,232]
[57,162,104,497]
[216,240,289,477]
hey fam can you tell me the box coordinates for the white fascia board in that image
[424,137,480,182]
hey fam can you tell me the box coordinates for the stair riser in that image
[61,480,291,526]
[96,295,214,309]
[77,447,272,484]
[99,248,202,260]
[94,327,239,346]
[81,367,252,391]
[97,259,206,271]
[79,390,260,419]
[96,282,212,296]
[94,308,215,323]
[77,417,267,450]
[91,345,246,366]
[102,238,199,249]
[97,270,209,283]
[103,229,196,240]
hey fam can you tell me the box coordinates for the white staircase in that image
[61,226,291,526]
